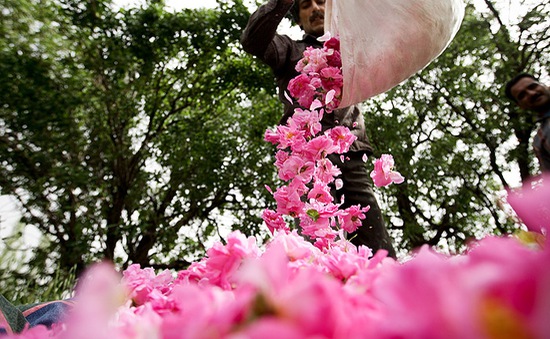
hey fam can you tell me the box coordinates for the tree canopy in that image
[0,0,281,300]
[0,0,548,302]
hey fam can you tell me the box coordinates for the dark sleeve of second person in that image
[534,119,550,172]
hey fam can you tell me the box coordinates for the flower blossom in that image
[295,46,328,74]
[507,174,550,235]
[288,74,317,108]
[278,155,315,183]
[201,231,261,290]
[320,66,344,93]
[338,205,371,233]
[328,126,357,154]
[307,181,334,204]
[288,108,322,138]
[370,154,405,187]
[122,264,174,307]
[262,209,289,235]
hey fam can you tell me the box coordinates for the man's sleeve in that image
[241,0,294,71]
[534,121,550,172]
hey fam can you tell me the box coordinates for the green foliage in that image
[0,223,76,304]
[0,0,280,292]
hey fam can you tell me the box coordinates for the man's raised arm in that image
[240,0,295,62]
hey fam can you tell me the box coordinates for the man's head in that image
[290,0,325,38]
[505,73,550,115]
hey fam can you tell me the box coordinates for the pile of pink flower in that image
[12,225,550,338]
[264,33,403,250]
[8,35,550,338]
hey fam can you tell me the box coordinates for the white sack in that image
[325,0,465,108]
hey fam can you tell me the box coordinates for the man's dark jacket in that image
[534,113,550,172]
[240,0,373,154]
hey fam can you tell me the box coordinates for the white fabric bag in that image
[325,0,465,108]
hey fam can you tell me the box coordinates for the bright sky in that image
[166,0,219,9]
[111,0,540,41]
[170,0,218,9]
[115,0,235,11]
[113,0,303,37]
[113,0,536,20]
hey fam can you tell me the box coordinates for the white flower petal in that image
[284,90,294,105]
[317,31,332,42]
[325,89,336,105]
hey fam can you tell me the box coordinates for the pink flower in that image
[161,284,251,339]
[294,162,315,184]
[338,205,371,233]
[274,125,306,151]
[370,154,405,187]
[274,185,305,217]
[365,236,550,338]
[323,36,340,51]
[175,260,207,285]
[288,108,322,138]
[319,244,370,281]
[308,75,322,91]
[58,262,125,339]
[304,135,340,162]
[320,66,343,92]
[234,318,305,339]
[300,200,340,241]
[235,244,352,338]
[288,74,316,108]
[264,128,279,145]
[116,303,162,339]
[307,181,333,204]
[262,209,289,235]
[296,47,328,74]
[326,49,342,68]
[274,150,290,169]
[122,264,174,306]
[328,126,357,154]
[278,155,314,183]
[203,231,261,289]
[507,174,550,234]
[267,230,322,262]
[314,158,341,184]
[368,246,482,338]
[464,237,550,339]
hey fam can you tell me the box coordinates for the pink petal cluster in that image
[10,230,550,339]
[178,231,261,290]
[288,37,343,110]
[122,264,174,309]
[507,174,550,234]
[370,154,405,187]
[338,205,371,233]
[263,36,381,247]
